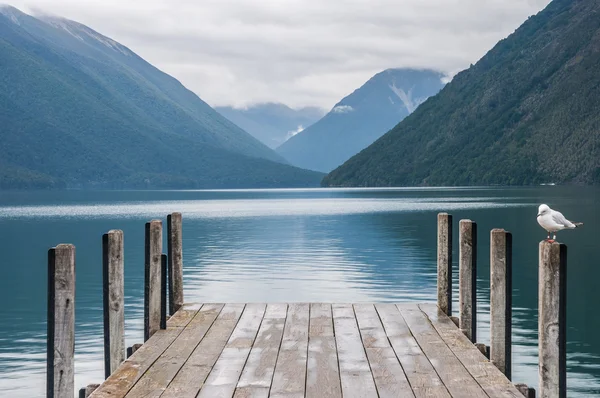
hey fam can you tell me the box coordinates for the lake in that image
[0,187,598,397]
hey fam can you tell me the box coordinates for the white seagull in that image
[537,204,583,241]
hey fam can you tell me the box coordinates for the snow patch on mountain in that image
[332,105,354,114]
[0,5,22,25]
[42,17,132,56]
[286,125,305,140]
[389,84,418,113]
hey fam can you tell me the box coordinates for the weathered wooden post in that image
[127,343,143,358]
[145,220,162,341]
[167,213,184,315]
[459,219,477,342]
[437,213,452,315]
[539,241,567,398]
[490,228,512,379]
[79,384,100,398]
[102,230,125,379]
[47,244,75,398]
[516,383,537,398]
[161,253,168,330]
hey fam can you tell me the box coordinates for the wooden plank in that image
[234,304,287,398]
[459,219,477,343]
[539,241,567,398]
[167,303,202,328]
[306,303,341,398]
[332,304,378,398]
[419,303,523,397]
[103,230,125,379]
[145,220,162,341]
[375,304,450,398]
[47,244,76,398]
[161,303,245,398]
[354,304,414,398]
[270,303,310,398]
[124,304,223,398]
[490,229,512,379]
[197,303,266,398]
[233,386,269,398]
[397,304,488,398]
[437,213,453,315]
[90,306,199,398]
[167,213,184,315]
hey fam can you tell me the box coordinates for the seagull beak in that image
[537,213,541,217]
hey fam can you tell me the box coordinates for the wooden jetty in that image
[46,213,567,398]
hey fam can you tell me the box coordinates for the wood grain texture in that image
[145,220,162,341]
[198,303,266,398]
[539,241,567,398]
[490,229,512,379]
[271,303,310,398]
[420,303,524,397]
[89,302,523,397]
[375,304,451,398]
[354,304,414,398]
[306,303,341,398]
[332,304,378,398]
[125,304,223,398]
[161,303,245,398]
[47,244,76,398]
[235,304,287,396]
[167,213,183,315]
[438,213,453,315]
[397,304,488,398]
[90,306,199,398]
[103,230,125,379]
[459,219,477,343]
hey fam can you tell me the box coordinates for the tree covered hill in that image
[0,6,323,189]
[323,0,600,187]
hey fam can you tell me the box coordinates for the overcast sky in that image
[9,0,551,110]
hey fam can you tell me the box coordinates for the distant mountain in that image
[215,103,325,149]
[0,7,323,189]
[276,69,446,172]
[323,0,600,187]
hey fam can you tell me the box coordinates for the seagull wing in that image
[552,211,576,228]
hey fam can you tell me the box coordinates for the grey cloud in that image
[9,0,551,109]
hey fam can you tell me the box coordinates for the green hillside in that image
[0,7,323,189]
[323,0,600,187]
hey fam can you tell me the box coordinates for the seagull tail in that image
[573,222,584,227]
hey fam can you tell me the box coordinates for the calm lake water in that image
[0,187,598,397]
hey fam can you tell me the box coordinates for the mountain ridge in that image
[276,68,445,172]
[0,6,324,189]
[215,103,325,148]
[323,0,600,187]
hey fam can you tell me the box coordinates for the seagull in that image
[537,204,583,241]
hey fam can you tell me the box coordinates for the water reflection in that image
[0,187,598,397]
